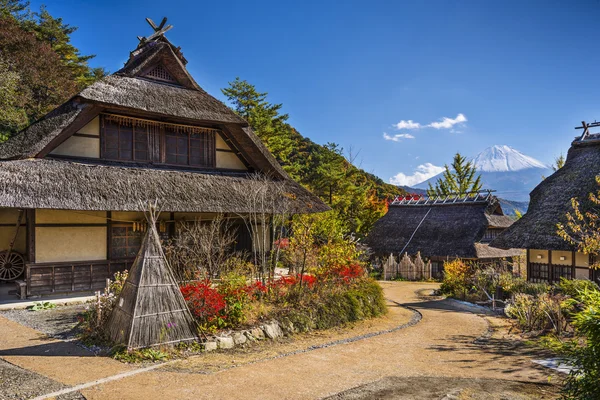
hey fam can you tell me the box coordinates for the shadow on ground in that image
[324,376,559,400]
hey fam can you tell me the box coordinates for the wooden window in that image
[164,126,215,167]
[102,118,150,162]
[111,225,143,259]
[102,115,216,168]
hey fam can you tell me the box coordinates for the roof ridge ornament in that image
[575,120,600,142]
[390,190,496,206]
[138,17,173,44]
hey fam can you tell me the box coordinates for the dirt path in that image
[69,282,558,399]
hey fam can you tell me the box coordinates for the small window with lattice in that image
[144,64,177,84]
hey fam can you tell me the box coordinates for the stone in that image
[245,327,265,341]
[216,336,234,349]
[203,341,217,352]
[262,322,283,339]
[232,332,247,345]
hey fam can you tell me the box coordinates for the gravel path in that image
[1,304,85,341]
[0,358,86,400]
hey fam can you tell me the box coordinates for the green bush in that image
[556,278,599,298]
[505,292,570,333]
[558,288,600,399]
[274,278,387,332]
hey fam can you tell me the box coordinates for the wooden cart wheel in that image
[0,251,25,281]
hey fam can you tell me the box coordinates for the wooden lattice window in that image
[164,126,215,167]
[102,118,151,162]
[111,225,143,259]
[144,64,177,83]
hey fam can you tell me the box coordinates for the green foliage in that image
[0,56,28,138]
[427,152,482,197]
[505,292,571,334]
[275,278,387,332]
[221,79,402,236]
[113,347,169,363]
[0,1,106,138]
[554,288,600,399]
[27,301,56,311]
[557,277,599,298]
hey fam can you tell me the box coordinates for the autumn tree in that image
[427,152,482,197]
[557,176,600,267]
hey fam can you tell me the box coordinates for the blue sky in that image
[33,0,600,186]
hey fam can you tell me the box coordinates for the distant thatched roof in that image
[366,198,520,259]
[492,141,600,251]
[0,158,328,214]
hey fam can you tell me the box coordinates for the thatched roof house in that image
[0,19,327,299]
[491,123,600,284]
[366,192,521,273]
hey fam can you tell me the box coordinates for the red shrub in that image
[180,280,226,322]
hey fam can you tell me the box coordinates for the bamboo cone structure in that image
[107,202,198,350]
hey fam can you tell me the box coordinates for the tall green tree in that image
[0,1,106,138]
[427,152,482,196]
[221,79,402,236]
[0,16,76,136]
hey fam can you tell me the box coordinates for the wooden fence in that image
[381,252,433,281]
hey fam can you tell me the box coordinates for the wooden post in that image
[26,209,35,263]
[548,250,553,283]
[572,251,576,280]
[526,249,530,281]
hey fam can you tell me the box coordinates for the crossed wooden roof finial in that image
[137,17,173,43]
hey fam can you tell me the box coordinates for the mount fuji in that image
[415,145,553,203]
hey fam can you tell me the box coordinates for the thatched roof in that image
[492,140,600,251]
[366,198,520,259]
[0,103,82,160]
[108,208,198,349]
[77,75,245,125]
[0,158,328,214]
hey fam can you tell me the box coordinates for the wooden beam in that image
[26,209,35,264]
[548,250,553,283]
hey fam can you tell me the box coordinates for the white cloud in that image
[394,119,421,130]
[428,113,467,129]
[383,132,415,142]
[389,163,445,186]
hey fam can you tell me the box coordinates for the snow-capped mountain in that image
[415,145,553,202]
[471,145,548,172]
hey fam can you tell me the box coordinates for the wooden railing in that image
[26,259,133,297]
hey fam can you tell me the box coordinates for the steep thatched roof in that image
[0,158,328,214]
[77,75,245,125]
[108,208,198,349]
[492,140,600,251]
[366,198,520,259]
[0,103,82,160]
